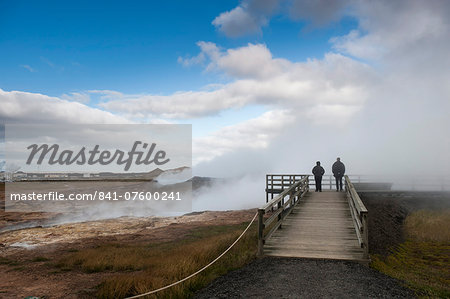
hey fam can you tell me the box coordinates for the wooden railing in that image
[258,176,309,256]
[344,175,369,259]
[265,174,368,198]
[265,174,308,202]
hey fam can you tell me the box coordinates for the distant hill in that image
[169,166,190,173]
[145,168,164,179]
[10,166,191,182]
[189,176,224,190]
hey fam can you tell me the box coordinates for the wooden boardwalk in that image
[264,190,365,261]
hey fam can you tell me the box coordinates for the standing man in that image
[332,157,345,191]
[312,161,325,192]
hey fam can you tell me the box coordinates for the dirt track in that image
[194,257,415,298]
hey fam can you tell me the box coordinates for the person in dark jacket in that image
[332,157,345,191]
[312,161,325,192]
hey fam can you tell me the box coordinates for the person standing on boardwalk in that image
[332,157,345,191]
[312,161,325,192]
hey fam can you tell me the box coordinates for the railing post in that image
[290,190,295,212]
[257,209,265,257]
[362,211,369,259]
[278,198,282,228]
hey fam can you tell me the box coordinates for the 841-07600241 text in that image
[99,191,181,201]
[9,191,182,201]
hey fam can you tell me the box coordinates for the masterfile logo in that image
[5,124,190,173]
[4,124,192,213]
[26,141,170,171]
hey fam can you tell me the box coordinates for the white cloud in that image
[97,42,372,166]
[102,43,371,125]
[0,89,130,124]
[331,1,450,63]
[213,6,263,37]
[215,43,290,79]
[212,0,351,37]
[99,89,241,119]
[40,56,55,68]
[177,41,220,68]
[193,109,295,165]
[20,64,36,72]
[61,92,90,103]
[177,52,205,67]
[212,0,280,37]
[289,0,351,25]
[88,89,125,100]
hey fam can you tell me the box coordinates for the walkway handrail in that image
[258,176,309,256]
[345,175,369,259]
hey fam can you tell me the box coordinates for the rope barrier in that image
[125,212,258,299]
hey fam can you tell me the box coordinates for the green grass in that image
[31,256,50,262]
[55,222,257,298]
[0,256,11,265]
[10,266,26,272]
[371,209,450,298]
[0,256,21,266]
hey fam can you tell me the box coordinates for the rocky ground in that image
[195,257,415,298]
[0,208,256,298]
[1,181,258,298]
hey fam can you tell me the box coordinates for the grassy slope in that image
[55,222,258,298]
[371,210,450,298]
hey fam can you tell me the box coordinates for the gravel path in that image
[195,257,415,298]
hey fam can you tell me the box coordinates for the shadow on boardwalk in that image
[195,257,415,298]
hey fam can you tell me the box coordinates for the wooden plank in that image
[265,241,361,249]
[264,248,365,261]
[264,190,365,261]
[269,232,358,239]
[264,251,363,259]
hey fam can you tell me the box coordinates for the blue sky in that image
[0,0,357,96]
[0,0,359,140]
[1,0,449,176]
